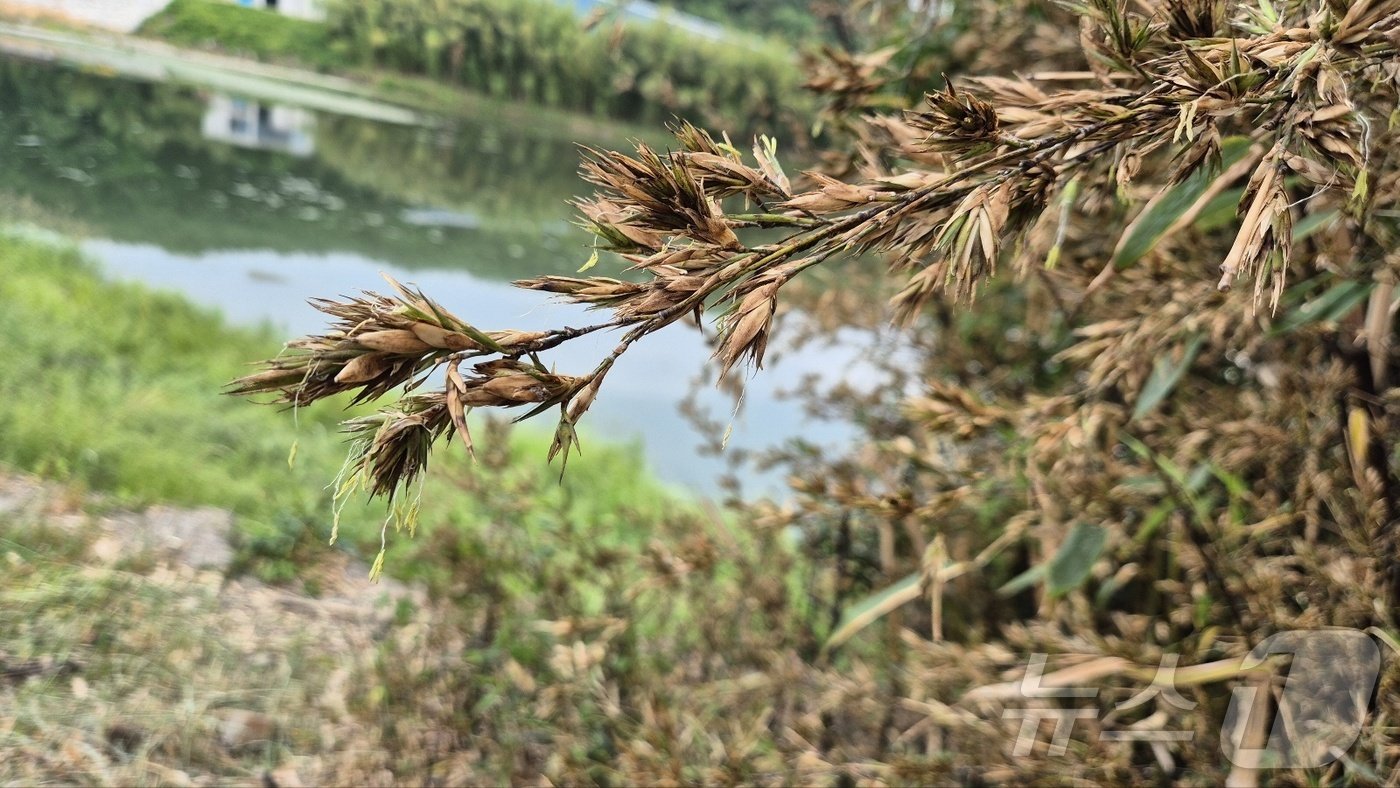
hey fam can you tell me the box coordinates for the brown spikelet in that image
[343,392,452,501]
[409,323,479,352]
[1218,146,1292,310]
[354,329,433,354]
[716,281,781,377]
[907,77,1001,153]
[935,183,1011,301]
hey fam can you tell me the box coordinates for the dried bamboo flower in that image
[342,392,452,501]
[907,78,1002,153]
[1165,0,1225,39]
[515,276,648,309]
[1218,145,1293,310]
[716,276,783,376]
[1169,123,1223,184]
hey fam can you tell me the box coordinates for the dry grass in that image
[0,476,427,786]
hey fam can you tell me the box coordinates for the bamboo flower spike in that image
[907,75,1003,154]
[233,0,1395,507]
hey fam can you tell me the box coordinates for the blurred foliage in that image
[0,230,355,578]
[324,0,810,137]
[655,0,826,41]
[0,429,827,785]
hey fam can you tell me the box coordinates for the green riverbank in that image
[0,15,663,145]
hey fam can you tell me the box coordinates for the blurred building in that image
[228,0,323,21]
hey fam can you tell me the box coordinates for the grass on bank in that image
[0,228,692,581]
[137,0,345,71]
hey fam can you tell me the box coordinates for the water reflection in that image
[202,95,316,157]
[0,56,577,268]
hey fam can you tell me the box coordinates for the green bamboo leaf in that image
[1133,502,1174,544]
[1094,571,1125,609]
[1293,208,1339,242]
[997,563,1046,597]
[1112,136,1253,269]
[1193,186,1245,232]
[822,572,922,655]
[1122,436,1216,529]
[577,249,600,273]
[1270,280,1373,335]
[1047,522,1107,597]
[1132,333,1205,421]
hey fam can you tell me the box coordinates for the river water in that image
[0,55,871,494]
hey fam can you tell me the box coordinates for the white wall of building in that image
[230,0,324,21]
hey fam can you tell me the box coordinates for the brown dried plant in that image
[225,0,1400,781]
[234,0,1394,501]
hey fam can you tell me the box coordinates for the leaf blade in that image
[1047,522,1107,597]
[822,572,922,655]
[1132,333,1205,422]
[1111,137,1253,270]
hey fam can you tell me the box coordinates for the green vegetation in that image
[141,0,809,136]
[138,0,345,71]
[327,0,804,134]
